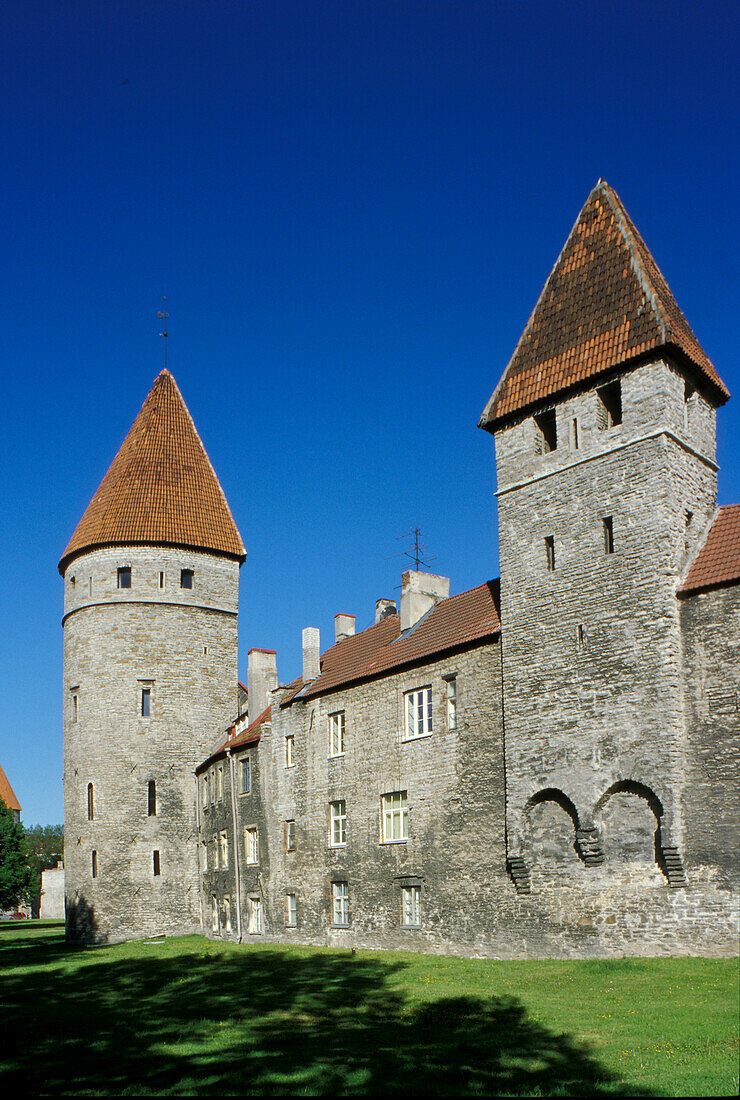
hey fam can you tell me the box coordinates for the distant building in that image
[40,863,65,919]
[0,764,22,825]
[60,181,739,956]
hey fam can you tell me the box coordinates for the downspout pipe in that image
[227,748,243,942]
[194,771,204,932]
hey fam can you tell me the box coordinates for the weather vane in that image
[157,296,169,371]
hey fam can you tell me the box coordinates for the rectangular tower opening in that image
[117,567,132,589]
[597,381,622,428]
[535,409,557,452]
[545,536,555,571]
[603,516,615,554]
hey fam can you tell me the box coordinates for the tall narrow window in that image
[401,885,421,928]
[224,897,231,933]
[218,829,229,868]
[329,711,346,756]
[72,693,78,723]
[597,381,622,428]
[382,791,409,842]
[285,735,295,768]
[216,765,223,802]
[201,774,209,808]
[201,841,208,873]
[603,516,615,554]
[141,688,151,718]
[332,881,349,926]
[684,382,695,430]
[240,757,251,794]
[247,896,263,934]
[153,850,161,877]
[285,893,297,926]
[117,566,131,589]
[576,624,585,649]
[147,779,156,817]
[91,850,98,878]
[158,571,165,590]
[285,820,296,852]
[180,568,194,589]
[445,677,457,730]
[404,686,432,740]
[330,801,346,847]
[535,409,557,453]
[87,783,94,821]
[211,895,218,932]
[570,417,579,451]
[245,826,259,865]
[545,536,555,571]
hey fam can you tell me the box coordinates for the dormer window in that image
[597,381,622,429]
[117,567,132,589]
[180,569,194,589]
[535,409,557,453]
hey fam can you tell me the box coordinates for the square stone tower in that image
[479,181,730,892]
[59,370,245,941]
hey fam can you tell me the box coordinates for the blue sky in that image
[1,1,737,825]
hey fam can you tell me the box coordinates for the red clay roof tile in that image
[0,764,21,813]
[678,506,740,596]
[480,181,729,430]
[59,371,245,573]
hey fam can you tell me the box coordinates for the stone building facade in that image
[61,180,739,955]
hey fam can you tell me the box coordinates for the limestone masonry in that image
[61,181,739,956]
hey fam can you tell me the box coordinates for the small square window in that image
[285,736,295,768]
[535,409,557,453]
[401,885,421,928]
[285,820,296,852]
[330,800,346,847]
[329,711,345,756]
[603,516,615,554]
[404,687,432,740]
[245,826,259,865]
[285,893,297,927]
[141,688,151,718]
[597,381,622,428]
[117,567,132,589]
[332,881,349,926]
[445,677,457,730]
[180,569,194,589]
[382,791,408,843]
[153,850,161,877]
[545,536,555,571]
[240,757,251,794]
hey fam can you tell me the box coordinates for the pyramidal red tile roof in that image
[678,506,740,596]
[480,180,729,430]
[0,764,21,813]
[289,580,500,703]
[59,371,245,573]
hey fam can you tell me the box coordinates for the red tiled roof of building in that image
[0,764,21,812]
[287,580,500,704]
[479,180,729,431]
[197,705,271,772]
[59,370,245,573]
[678,506,740,596]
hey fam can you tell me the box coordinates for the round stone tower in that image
[59,370,245,942]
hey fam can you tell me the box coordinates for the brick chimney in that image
[375,598,397,624]
[400,571,450,631]
[302,627,320,682]
[334,613,356,642]
[247,648,278,724]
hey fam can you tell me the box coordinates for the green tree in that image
[0,797,32,910]
[24,824,64,916]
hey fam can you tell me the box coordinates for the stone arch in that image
[592,780,682,884]
[523,788,582,885]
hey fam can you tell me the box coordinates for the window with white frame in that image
[401,885,421,928]
[247,896,263,934]
[285,820,296,852]
[216,765,223,802]
[329,711,345,756]
[445,676,457,730]
[332,881,349,926]
[285,893,297,926]
[382,791,408,842]
[329,800,346,846]
[210,769,216,804]
[224,897,231,933]
[201,840,208,872]
[245,826,259,865]
[285,735,295,768]
[240,756,251,794]
[211,895,218,932]
[218,830,229,869]
[140,687,151,718]
[404,687,432,740]
[201,774,209,808]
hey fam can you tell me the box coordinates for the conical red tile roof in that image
[480,180,729,430]
[59,371,245,573]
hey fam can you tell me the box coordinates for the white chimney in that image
[247,648,278,724]
[334,613,356,642]
[302,627,320,682]
[375,598,397,624]
[400,570,450,631]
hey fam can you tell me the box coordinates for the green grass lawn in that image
[0,922,736,1096]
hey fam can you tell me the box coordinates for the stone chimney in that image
[400,570,450,631]
[375,598,397,624]
[302,627,320,682]
[247,648,278,724]
[334,613,356,642]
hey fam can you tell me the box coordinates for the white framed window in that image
[445,677,457,730]
[329,800,346,846]
[210,769,216,804]
[247,896,263,934]
[329,711,346,756]
[332,881,349,926]
[285,735,295,768]
[382,791,408,843]
[216,765,223,802]
[211,895,218,932]
[240,756,251,794]
[141,687,151,718]
[285,820,296,852]
[401,885,421,928]
[245,826,259,865]
[201,840,208,873]
[404,687,432,740]
[218,829,229,869]
[201,774,209,809]
[285,893,297,927]
[224,897,231,933]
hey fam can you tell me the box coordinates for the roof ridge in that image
[598,181,666,344]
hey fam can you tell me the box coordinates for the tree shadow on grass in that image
[0,928,652,1096]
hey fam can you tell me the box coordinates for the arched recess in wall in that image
[593,780,664,872]
[524,788,581,885]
